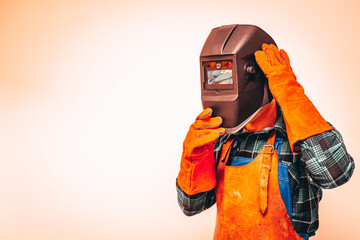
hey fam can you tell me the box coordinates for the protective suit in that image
[176,25,354,239]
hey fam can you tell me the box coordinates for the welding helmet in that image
[200,24,276,132]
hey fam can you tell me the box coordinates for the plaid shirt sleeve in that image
[176,181,216,216]
[298,124,355,189]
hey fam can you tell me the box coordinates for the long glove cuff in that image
[177,144,217,195]
[269,73,333,152]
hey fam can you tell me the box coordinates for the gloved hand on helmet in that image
[255,44,332,152]
[177,108,225,195]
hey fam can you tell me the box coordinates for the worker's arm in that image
[255,44,354,188]
[176,108,224,215]
[255,44,333,151]
[298,125,354,189]
[176,181,216,216]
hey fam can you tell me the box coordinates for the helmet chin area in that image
[225,83,272,134]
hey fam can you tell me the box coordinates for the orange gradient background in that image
[0,0,359,239]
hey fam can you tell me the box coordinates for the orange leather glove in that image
[255,44,332,152]
[177,108,225,195]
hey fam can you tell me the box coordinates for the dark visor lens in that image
[205,61,233,85]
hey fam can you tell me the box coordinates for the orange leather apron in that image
[214,132,304,240]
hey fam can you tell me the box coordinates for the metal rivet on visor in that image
[245,66,256,75]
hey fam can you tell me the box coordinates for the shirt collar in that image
[215,104,288,152]
[232,104,287,138]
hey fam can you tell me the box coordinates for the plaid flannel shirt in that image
[176,106,354,236]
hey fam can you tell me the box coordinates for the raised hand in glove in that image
[255,44,332,151]
[177,108,225,195]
